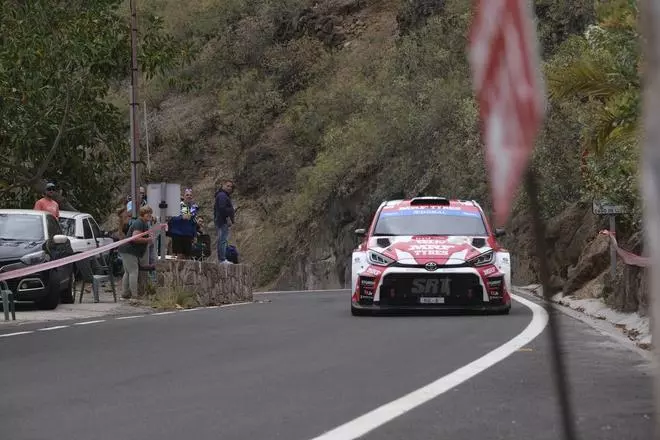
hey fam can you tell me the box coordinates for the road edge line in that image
[307,293,548,440]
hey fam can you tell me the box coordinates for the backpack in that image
[226,245,239,264]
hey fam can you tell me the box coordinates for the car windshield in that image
[373,208,487,236]
[59,217,76,236]
[0,214,45,241]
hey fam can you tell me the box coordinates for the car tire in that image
[38,285,60,310]
[60,272,75,304]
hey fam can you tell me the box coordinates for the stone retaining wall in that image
[155,260,253,306]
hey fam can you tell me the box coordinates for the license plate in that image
[419,297,445,304]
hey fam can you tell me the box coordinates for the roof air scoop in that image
[410,197,450,206]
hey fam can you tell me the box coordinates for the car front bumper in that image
[353,266,511,314]
[0,263,50,302]
[351,299,511,315]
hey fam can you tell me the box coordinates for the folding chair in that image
[74,253,117,303]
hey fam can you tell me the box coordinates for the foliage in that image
[544,0,641,227]
[534,0,596,56]
[0,0,184,217]
[140,0,638,287]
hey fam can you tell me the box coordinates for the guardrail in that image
[0,223,166,321]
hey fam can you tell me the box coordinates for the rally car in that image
[350,197,512,315]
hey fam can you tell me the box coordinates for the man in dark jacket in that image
[213,180,235,263]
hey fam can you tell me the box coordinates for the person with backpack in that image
[213,180,235,264]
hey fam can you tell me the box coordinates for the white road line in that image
[38,326,69,331]
[205,306,219,309]
[0,331,34,338]
[180,308,201,312]
[253,289,349,295]
[116,315,144,320]
[74,320,106,326]
[153,311,176,316]
[307,294,549,440]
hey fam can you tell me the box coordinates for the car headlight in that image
[368,250,395,267]
[20,250,49,266]
[469,251,494,267]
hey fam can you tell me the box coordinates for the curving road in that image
[0,290,652,440]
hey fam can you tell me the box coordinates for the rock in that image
[503,200,606,286]
[564,234,610,294]
[155,260,253,306]
[607,232,650,315]
[549,275,565,295]
[574,269,608,300]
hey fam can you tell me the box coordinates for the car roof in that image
[59,210,88,219]
[380,197,482,212]
[0,209,48,216]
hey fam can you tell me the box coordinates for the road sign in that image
[468,0,546,226]
[592,199,629,278]
[592,199,630,215]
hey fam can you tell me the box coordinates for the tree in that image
[0,0,184,216]
[544,0,642,225]
[546,0,640,157]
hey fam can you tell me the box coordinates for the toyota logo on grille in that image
[425,262,438,271]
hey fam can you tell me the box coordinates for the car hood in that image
[368,235,492,265]
[0,239,44,262]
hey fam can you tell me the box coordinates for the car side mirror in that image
[52,234,69,245]
[494,228,506,238]
[354,228,366,237]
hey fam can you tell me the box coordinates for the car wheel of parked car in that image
[60,272,75,304]
[37,283,61,310]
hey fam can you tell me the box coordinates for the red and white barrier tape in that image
[599,230,651,268]
[0,223,167,283]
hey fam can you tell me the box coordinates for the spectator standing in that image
[214,180,235,264]
[34,182,60,219]
[115,207,131,240]
[168,187,199,259]
[118,205,154,299]
[126,186,147,213]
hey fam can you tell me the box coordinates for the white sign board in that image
[592,200,629,215]
[146,183,181,217]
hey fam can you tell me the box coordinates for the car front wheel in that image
[37,280,60,310]
[60,272,75,304]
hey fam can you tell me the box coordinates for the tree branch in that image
[0,88,72,195]
[32,88,71,182]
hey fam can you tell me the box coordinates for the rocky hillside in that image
[122,0,644,312]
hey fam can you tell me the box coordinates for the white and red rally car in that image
[350,197,512,316]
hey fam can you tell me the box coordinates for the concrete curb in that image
[515,285,652,354]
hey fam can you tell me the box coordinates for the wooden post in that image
[638,1,660,438]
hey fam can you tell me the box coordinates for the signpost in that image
[146,182,181,260]
[592,199,630,278]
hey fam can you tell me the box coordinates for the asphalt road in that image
[0,290,652,440]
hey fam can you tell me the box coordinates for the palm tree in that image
[546,0,640,158]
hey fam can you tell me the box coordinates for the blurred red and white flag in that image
[468,0,546,225]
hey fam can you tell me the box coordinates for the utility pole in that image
[129,0,140,219]
[639,1,660,438]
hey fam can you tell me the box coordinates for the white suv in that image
[58,211,114,255]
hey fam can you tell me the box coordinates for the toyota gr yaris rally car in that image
[350,197,512,315]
